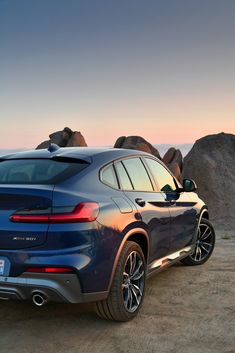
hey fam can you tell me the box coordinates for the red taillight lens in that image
[26,267,74,273]
[10,202,99,223]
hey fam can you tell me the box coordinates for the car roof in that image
[0,146,155,164]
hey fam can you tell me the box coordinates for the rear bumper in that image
[0,273,108,303]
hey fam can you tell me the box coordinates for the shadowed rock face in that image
[114,136,183,180]
[36,127,87,149]
[183,133,235,221]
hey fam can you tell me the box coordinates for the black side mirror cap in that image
[183,178,197,192]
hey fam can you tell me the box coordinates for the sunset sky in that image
[1,0,235,148]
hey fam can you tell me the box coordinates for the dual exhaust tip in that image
[32,292,48,307]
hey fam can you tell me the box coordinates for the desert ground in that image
[0,223,234,353]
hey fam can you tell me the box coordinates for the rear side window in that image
[122,158,153,192]
[144,158,176,192]
[0,159,88,184]
[114,161,133,190]
[101,164,118,189]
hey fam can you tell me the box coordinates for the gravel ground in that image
[0,224,234,353]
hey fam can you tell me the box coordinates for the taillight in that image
[10,202,99,223]
[26,267,74,273]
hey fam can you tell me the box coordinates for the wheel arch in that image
[195,206,209,237]
[199,207,209,221]
[107,228,149,293]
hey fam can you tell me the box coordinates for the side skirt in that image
[147,245,195,278]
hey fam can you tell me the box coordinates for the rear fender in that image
[107,228,149,293]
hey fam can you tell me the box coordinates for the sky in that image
[0,0,235,148]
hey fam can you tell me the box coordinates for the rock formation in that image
[36,127,87,149]
[162,147,183,181]
[114,136,161,159]
[183,132,235,221]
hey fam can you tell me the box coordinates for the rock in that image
[113,136,126,148]
[36,127,87,149]
[168,162,181,181]
[183,132,235,221]
[36,140,50,149]
[162,148,183,179]
[163,148,183,171]
[135,142,153,154]
[114,136,161,159]
[162,147,176,164]
[67,131,88,147]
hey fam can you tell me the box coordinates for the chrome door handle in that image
[135,198,146,207]
[169,199,176,206]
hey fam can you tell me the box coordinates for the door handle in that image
[169,199,176,206]
[135,198,146,207]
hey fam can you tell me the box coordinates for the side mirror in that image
[183,178,197,192]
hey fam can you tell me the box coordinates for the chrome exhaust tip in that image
[32,292,48,307]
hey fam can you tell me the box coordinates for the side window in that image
[144,158,177,192]
[122,158,153,192]
[101,164,119,189]
[114,161,133,190]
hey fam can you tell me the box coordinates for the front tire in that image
[95,241,146,321]
[181,218,215,266]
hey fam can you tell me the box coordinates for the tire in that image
[95,241,146,321]
[181,218,215,266]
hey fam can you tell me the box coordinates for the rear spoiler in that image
[0,155,92,164]
[51,155,92,164]
[0,144,92,164]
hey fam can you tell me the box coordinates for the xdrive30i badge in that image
[12,237,37,241]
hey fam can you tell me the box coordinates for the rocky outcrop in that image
[114,136,183,180]
[162,147,183,181]
[36,127,87,149]
[114,136,161,159]
[183,133,235,221]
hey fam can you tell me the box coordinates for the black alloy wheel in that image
[181,218,215,266]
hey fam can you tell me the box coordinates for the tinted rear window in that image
[0,159,88,185]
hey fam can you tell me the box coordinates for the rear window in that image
[0,159,88,184]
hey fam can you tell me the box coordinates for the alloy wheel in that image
[192,222,214,262]
[122,250,145,313]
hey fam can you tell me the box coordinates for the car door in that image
[114,157,171,263]
[143,157,197,253]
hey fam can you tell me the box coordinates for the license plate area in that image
[0,260,5,275]
[0,257,10,276]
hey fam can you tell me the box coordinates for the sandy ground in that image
[0,224,234,353]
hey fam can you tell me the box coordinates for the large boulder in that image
[114,136,161,159]
[183,132,235,222]
[36,127,87,149]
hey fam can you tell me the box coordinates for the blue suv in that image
[0,145,215,321]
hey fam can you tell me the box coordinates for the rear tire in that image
[181,218,215,266]
[95,241,146,321]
